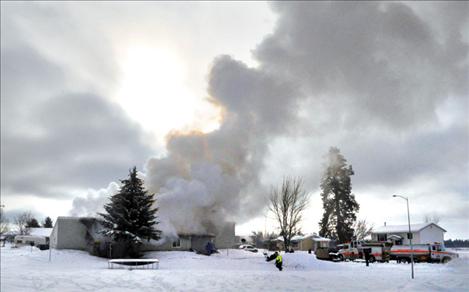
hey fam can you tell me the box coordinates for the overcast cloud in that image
[1,2,468,238]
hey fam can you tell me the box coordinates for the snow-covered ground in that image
[1,244,468,291]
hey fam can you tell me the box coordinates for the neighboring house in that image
[2,231,19,243]
[29,227,53,237]
[269,234,333,252]
[14,227,53,249]
[269,235,306,251]
[298,234,331,252]
[371,223,446,245]
[50,217,95,250]
[147,233,216,252]
[50,216,235,252]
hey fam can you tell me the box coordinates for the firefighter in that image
[363,248,371,267]
[266,251,278,262]
[275,252,283,271]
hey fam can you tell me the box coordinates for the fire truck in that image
[390,242,458,263]
[332,241,389,262]
[332,241,457,263]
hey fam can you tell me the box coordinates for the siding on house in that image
[420,224,444,244]
[371,223,445,245]
[50,222,58,248]
[298,235,331,251]
[50,217,91,250]
[51,216,235,252]
[299,238,313,251]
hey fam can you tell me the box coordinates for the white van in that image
[14,235,50,250]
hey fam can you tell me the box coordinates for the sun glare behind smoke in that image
[116,45,220,141]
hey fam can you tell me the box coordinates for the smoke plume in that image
[145,55,299,235]
[144,2,467,236]
[71,2,467,237]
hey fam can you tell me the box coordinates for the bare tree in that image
[353,219,373,241]
[269,177,310,252]
[0,207,9,234]
[423,213,441,224]
[14,212,33,235]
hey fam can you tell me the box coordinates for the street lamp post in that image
[393,195,414,279]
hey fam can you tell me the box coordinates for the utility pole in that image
[393,195,414,279]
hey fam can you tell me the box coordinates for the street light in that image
[393,194,414,279]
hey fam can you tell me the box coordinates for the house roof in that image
[29,228,53,237]
[373,223,446,234]
[57,216,97,221]
[178,233,215,238]
[273,234,331,242]
[302,234,331,241]
[273,235,303,242]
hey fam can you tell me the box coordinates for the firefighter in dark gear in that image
[363,248,371,267]
[266,251,278,262]
[275,253,283,271]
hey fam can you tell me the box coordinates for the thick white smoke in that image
[144,54,300,236]
[145,2,468,236]
[71,2,467,238]
[70,182,119,217]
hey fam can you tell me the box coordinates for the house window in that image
[377,234,387,242]
[172,239,181,248]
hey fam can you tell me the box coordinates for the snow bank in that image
[1,245,468,291]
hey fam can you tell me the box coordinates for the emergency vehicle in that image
[390,242,458,263]
[332,241,360,261]
[332,241,389,262]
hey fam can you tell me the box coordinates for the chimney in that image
[384,222,386,227]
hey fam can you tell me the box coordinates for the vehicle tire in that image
[369,256,376,263]
[442,257,450,264]
[401,258,407,264]
[338,254,344,261]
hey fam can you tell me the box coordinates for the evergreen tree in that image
[99,167,161,255]
[43,217,53,228]
[26,218,40,228]
[319,147,359,243]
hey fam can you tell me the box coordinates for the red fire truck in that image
[333,241,389,262]
[390,242,458,263]
[332,241,457,263]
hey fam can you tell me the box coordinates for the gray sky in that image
[1,2,468,239]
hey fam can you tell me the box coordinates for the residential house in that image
[371,222,446,245]
[50,216,235,253]
[298,234,331,252]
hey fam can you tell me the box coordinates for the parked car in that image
[239,244,258,253]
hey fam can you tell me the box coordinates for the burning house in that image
[50,216,235,253]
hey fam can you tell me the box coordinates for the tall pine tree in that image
[99,167,161,253]
[26,218,40,228]
[43,217,53,228]
[319,147,359,243]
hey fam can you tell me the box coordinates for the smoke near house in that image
[68,2,468,238]
[145,55,300,235]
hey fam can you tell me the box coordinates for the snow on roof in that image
[273,235,304,242]
[313,236,331,242]
[273,234,330,242]
[29,228,53,237]
[57,216,97,221]
[302,234,331,241]
[291,235,304,241]
[373,223,446,234]
[274,236,283,241]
